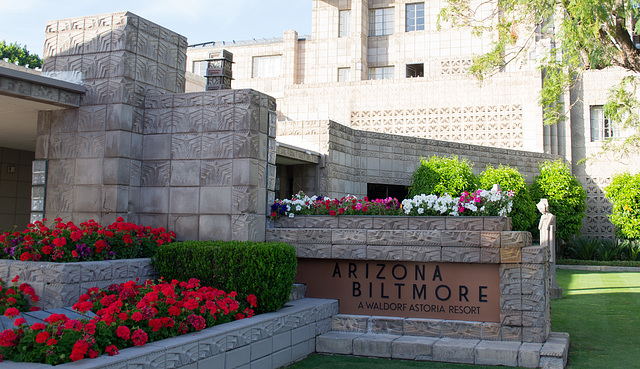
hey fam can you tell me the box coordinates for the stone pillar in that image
[37,12,187,225]
[352,0,369,81]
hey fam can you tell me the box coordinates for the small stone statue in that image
[537,199,563,299]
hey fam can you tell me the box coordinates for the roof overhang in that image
[276,141,322,165]
[0,67,85,151]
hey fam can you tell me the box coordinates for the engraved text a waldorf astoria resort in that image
[296,259,501,322]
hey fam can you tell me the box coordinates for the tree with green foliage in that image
[479,164,537,232]
[408,155,478,197]
[0,41,42,69]
[530,160,587,240]
[439,0,640,157]
[605,171,640,239]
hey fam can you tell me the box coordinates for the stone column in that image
[37,12,187,225]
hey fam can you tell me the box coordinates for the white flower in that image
[289,213,295,218]
[295,205,302,211]
[417,207,424,214]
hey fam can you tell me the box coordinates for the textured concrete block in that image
[297,229,332,244]
[331,244,366,259]
[522,246,548,264]
[408,217,445,230]
[339,216,374,229]
[403,230,442,246]
[404,318,443,337]
[291,339,314,362]
[316,331,363,354]
[432,338,479,364]
[481,247,500,263]
[441,320,482,339]
[442,231,481,247]
[484,217,511,231]
[518,342,543,368]
[481,232,501,247]
[540,356,564,369]
[353,333,398,358]
[501,231,532,248]
[474,340,521,366]
[446,217,483,230]
[292,324,316,344]
[249,354,271,369]
[304,216,338,229]
[500,246,522,264]
[441,247,481,262]
[403,246,441,262]
[332,229,367,244]
[391,336,438,360]
[369,316,405,335]
[372,217,409,230]
[199,186,232,214]
[316,318,332,335]
[367,230,404,245]
[481,323,501,341]
[265,229,297,243]
[367,245,403,260]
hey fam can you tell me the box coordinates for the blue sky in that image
[1,0,312,56]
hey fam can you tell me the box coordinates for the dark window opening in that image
[367,183,408,200]
[406,63,424,78]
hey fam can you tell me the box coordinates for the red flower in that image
[168,306,181,316]
[95,240,107,253]
[70,231,82,241]
[84,323,96,335]
[70,340,89,361]
[72,250,78,258]
[247,294,258,308]
[41,245,53,255]
[35,331,50,344]
[52,237,66,248]
[131,311,144,321]
[131,329,148,346]
[19,252,32,261]
[13,318,25,326]
[6,297,16,305]
[11,276,19,283]
[329,210,337,216]
[106,344,119,356]
[88,349,99,359]
[31,322,45,330]
[116,325,130,340]
[118,312,128,321]
[46,338,58,346]
[0,329,17,347]
[4,308,18,318]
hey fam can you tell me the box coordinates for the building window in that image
[590,105,614,141]
[369,66,394,80]
[406,3,425,32]
[252,55,282,78]
[339,10,351,37]
[370,8,394,36]
[406,63,424,77]
[192,61,207,77]
[338,67,351,82]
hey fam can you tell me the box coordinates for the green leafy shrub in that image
[566,237,600,260]
[530,160,586,240]
[618,239,640,261]
[604,172,640,239]
[479,164,537,231]
[153,241,297,314]
[408,156,479,198]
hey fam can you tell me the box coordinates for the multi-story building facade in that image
[186,0,639,239]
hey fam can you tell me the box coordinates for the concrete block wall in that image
[38,12,187,225]
[139,90,276,241]
[0,148,33,230]
[3,298,339,369]
[267,215,551,343]
[0,258,156,309]
[278,120,560,199]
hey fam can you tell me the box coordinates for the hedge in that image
[153,241,297,314]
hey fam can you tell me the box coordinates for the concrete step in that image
[316,330,569,368]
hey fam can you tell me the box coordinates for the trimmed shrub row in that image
[153,241,297,314]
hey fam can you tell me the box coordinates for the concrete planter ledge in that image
[2,298,339,369]
[0,258,156,309]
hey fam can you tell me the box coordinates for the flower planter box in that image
[0,258,156,309]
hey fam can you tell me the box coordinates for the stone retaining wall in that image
[0,258,156,309]
[266,215,551,343]
[3,298,338,369]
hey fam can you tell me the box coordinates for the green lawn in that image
[286,269,640,368]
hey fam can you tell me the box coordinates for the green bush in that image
[153,241,297,314]
[408,156,478,198]
[604,172,640,239]
[530,160,586,241]
[478,164,537,231]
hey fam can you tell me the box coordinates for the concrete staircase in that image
[316,314,569,368]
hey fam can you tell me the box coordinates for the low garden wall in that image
[3,297,338,369]
[0,258,156,309]
[267,215,551,343]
